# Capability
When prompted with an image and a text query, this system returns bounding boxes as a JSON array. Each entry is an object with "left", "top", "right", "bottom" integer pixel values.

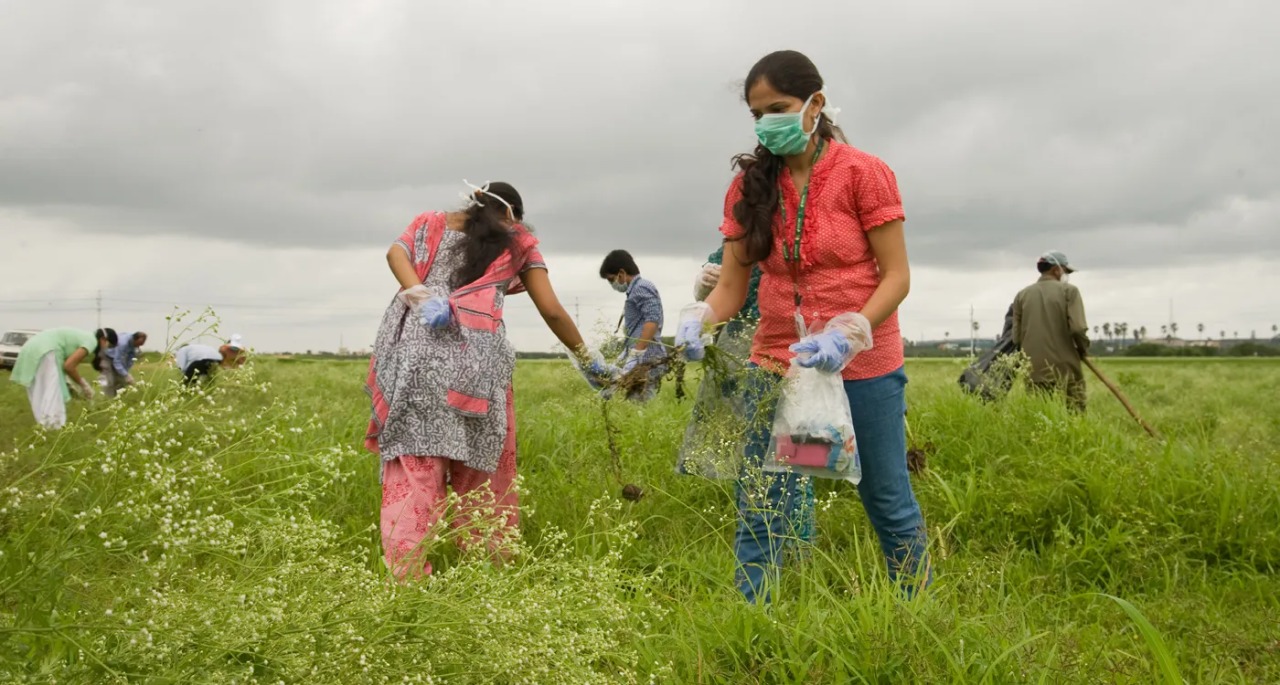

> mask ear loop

[{"left": 803, "top": 91, "right": 842, "bottom": 136}]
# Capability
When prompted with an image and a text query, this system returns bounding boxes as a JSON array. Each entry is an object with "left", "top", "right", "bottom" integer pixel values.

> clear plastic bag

[
  {"left": 674, "top": 321, "right": 756, "bottom": 480},
  {"left": 763, "top": 359, "right": 860, "bottom": 483}
]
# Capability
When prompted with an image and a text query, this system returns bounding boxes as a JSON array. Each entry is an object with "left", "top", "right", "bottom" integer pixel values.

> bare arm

[
  {"left": 632, "top": 322, "right": 659, "bottom": 352},
  {"left": 519, "top": 268, "right": 586, "bottom": 351},
  {"left": 63, "top": 348, "right": 89, "bottom": 386},
  {"left": 387, "top": 245, "right": 422, "bottom": 290},
  {"left": 859, "top": 220, "right": 910, "bottom": 328},
  {"left": 704, "top": 240, "right": 753, "bottom": 323}
]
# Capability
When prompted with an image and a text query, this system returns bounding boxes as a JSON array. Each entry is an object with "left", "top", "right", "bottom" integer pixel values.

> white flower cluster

[{"left": 0, "top": 342, "right": 672, "bottom": 683}]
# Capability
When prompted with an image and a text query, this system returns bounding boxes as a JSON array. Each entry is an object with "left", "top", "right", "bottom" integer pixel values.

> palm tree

[
  {"left": 1170, "top": 322, "right": 1179, "bottom": 340},
  {"left": 1140, "top": 326, "right": 1148, "bottom": 341},
  {"left": 1197, "top": 323, "right": 1205, "bottom": 342},
  {"left": 1094, "top": 325, "right": 1100, "bottom": 338},
  {"left": 1220, "top": 330, "right": 1226, "bottom": 340},
  {"left": 1102, "top": 323, "right": 1111, "bottom": 341},
  {"left": 1161, "top": 324, "right": 1168, "bottom": 341}
]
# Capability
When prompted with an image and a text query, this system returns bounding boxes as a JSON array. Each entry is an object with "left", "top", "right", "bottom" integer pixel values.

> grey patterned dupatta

[{"left": 363, "top": 211, "right": 543, "bottom": 472}]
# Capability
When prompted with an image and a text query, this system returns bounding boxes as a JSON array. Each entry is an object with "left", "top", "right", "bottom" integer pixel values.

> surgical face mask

[
  {"left": 754, "top": 92, "right": 820, "bottom": 157},
  {"left": 610, "top": 279, "right": 628, "bottom": 293}
]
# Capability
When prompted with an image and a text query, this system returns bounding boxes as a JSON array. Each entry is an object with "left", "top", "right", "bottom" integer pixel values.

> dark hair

[
  {"left": 599, "top": 250, "right": 640, "bottom": 278},
  {"left": 451, "top": 181, "right": 525, "bottom": 289},
  {"left": 92, "top": 328, "right": 118, "bottom": 371},
  {"left": 1037, "top": 261, "right": 1054, "bottom": 274},
  {"left": 731, "top": 50, "right": 846, "bottom": 264}
]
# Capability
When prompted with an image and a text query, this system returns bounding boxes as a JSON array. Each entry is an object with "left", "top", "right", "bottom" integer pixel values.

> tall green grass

[{"left": 1, "top": 357, "right": 1277, "bottom": 682}]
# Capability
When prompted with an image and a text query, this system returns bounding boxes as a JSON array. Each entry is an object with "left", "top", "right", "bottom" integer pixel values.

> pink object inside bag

[{"left": 774, "top": 435, "right": 837, "bottom": 469}]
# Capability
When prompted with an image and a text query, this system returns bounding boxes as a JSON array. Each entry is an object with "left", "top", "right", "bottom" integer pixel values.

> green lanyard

[
  {"left": 777, "top": 137, "right": 826, "bottom": 337},
  {"left": 778, "top": 136, "right": 826, "bottom": 266}
]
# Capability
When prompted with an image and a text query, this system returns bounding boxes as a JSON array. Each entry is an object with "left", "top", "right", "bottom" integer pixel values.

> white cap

[{"left": 228, "top": 334, "right": 245, "bottom": 350}]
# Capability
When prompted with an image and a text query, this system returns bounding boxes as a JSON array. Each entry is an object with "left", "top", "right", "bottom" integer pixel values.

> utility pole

[
  {"left": 969, "top": 305, "right": 976, "bottom": 357},
  {"left": 96, "top": 290, "right": 102, "bottom": 329}
]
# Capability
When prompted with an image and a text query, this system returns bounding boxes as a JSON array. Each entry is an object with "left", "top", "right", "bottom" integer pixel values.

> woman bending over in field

[
  {"left": 10, "top": 328, "right": 117, "bottom": 430},
  {"left": 365, "top": 181, "right": 615, "bottom": 580},
  {"left": 675, "top": 51, "right": 930, "bottom": 603}
]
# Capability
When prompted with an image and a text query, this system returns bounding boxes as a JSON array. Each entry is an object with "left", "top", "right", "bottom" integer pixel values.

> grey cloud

[{"left": 1, "top": 0, "right": 1278, "bottom": 272}]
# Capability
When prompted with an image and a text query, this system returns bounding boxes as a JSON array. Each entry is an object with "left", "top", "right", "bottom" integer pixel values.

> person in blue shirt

[
  {"left": 103, "top": 331, "right": 147, "bottom": 397},
  {"left": 600, "top": 249, "right": 666, "bottom": 402}
]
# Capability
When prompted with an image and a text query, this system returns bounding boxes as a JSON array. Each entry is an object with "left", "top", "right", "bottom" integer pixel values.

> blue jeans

[{"left": 734, "top": 366, "right": 930, "bottom": 604}]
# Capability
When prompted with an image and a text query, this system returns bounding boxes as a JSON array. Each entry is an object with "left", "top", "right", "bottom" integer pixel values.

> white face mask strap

[
  {"left": 461, "top": 179, "right": 515, "bottom": 221},
  {"left": 802, "top": 90, "right": 840, "bottom": 136},
  {"left": 1043, "top": 252, "right": 1069, "bottom": 279}
]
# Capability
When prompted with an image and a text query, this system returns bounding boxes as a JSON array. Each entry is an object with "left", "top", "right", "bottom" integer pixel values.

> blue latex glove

[
  {"left": 581, "top": 359, "right": 618, "bottom": 391},
  {"left": 419, "top": 297, "right": 452, "bottom": 329},
  {"left": 674, "top": 319, "right": 706, "bottom": 361},
  {"left": 790, "top": 330, "right": 852, "bottom": 374},
  {"left": 570, "top": 345, "right": 616, "bottom": 391},
  {"left": 674, "top": 302, "right": 713, "bottom": 361}
]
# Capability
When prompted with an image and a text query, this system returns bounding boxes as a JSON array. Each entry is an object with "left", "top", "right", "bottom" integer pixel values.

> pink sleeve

[
  {"left": 718, "top": 176, "right": 747, "bottom": 240},
  {"left": 851, "top": 156, "right": 905, "bottom": 231},
  {"left": 515, "top": 228, "right": 545, "bottom": 272},
  {"left": 392, "top": 213, "right": 431, "bottom": 260},
  {"left": 506, "top": 228, "right": 544, "bottom": 295}
]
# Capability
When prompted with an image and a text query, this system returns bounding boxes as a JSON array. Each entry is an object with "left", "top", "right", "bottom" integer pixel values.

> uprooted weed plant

[{"left": 1, "top": 344, "right": 1278, "bottom": 682}]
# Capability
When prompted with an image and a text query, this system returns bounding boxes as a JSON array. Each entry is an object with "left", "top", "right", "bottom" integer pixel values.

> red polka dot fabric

[{"left": 720, "top": 142, "right": 906, "bottom": 381}]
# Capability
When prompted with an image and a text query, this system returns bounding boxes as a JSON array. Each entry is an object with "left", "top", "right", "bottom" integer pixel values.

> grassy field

[{"left": 1, "top": 356, "right": 1278, "bottom": 683}]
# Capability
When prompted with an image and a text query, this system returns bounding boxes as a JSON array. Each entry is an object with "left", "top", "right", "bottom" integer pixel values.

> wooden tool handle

[{"left": 1083, "top": 357, "right": 1163, "bottom": 441}]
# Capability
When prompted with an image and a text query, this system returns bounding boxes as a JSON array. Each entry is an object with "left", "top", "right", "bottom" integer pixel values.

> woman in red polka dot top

[{"left": 675, "top": 50, "right": 931, "bottom": 604}]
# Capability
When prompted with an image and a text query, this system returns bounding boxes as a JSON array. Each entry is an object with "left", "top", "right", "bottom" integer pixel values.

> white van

[{"left": 0, "top": 329, "right": 41, "bottom": 369}]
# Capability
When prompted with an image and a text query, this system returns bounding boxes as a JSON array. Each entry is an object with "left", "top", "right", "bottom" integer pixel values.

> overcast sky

[{"left": 2, "top": 0, "right": 1278, "bottom": 353}]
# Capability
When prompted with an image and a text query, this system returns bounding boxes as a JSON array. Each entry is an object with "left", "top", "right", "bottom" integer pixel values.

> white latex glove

[
  {"left": 620, "top": 347, "right": 645, "bottom": 374},
  {"left": 77, "top": 378, "right": 95, "bottom": 400},
  {"left": 396, "top": 284, "right": 434, "bottom": 311},
  {"left": 824, "top": 312, "right": 874, "bottom": 355},
  {"left": 693, "top": 263, "right": 721, "bottom": 301}
]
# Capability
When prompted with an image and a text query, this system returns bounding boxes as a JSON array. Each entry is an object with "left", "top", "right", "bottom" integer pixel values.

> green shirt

[
  {"left": 1012, "top": 276, "right": 1090, "bottom": 383},
  {"left": 9, "top": 328, "right": 97, "bottom": 401}
]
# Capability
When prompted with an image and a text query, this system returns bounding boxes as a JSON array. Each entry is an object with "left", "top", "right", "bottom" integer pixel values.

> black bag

[{"left": 958, "top": 304, "right": 1020, "bottom": 402}]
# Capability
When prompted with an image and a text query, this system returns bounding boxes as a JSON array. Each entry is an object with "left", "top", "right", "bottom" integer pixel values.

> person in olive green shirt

[{"left": 1012, "top": 251, "right": 1090, "bottom": 411}]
